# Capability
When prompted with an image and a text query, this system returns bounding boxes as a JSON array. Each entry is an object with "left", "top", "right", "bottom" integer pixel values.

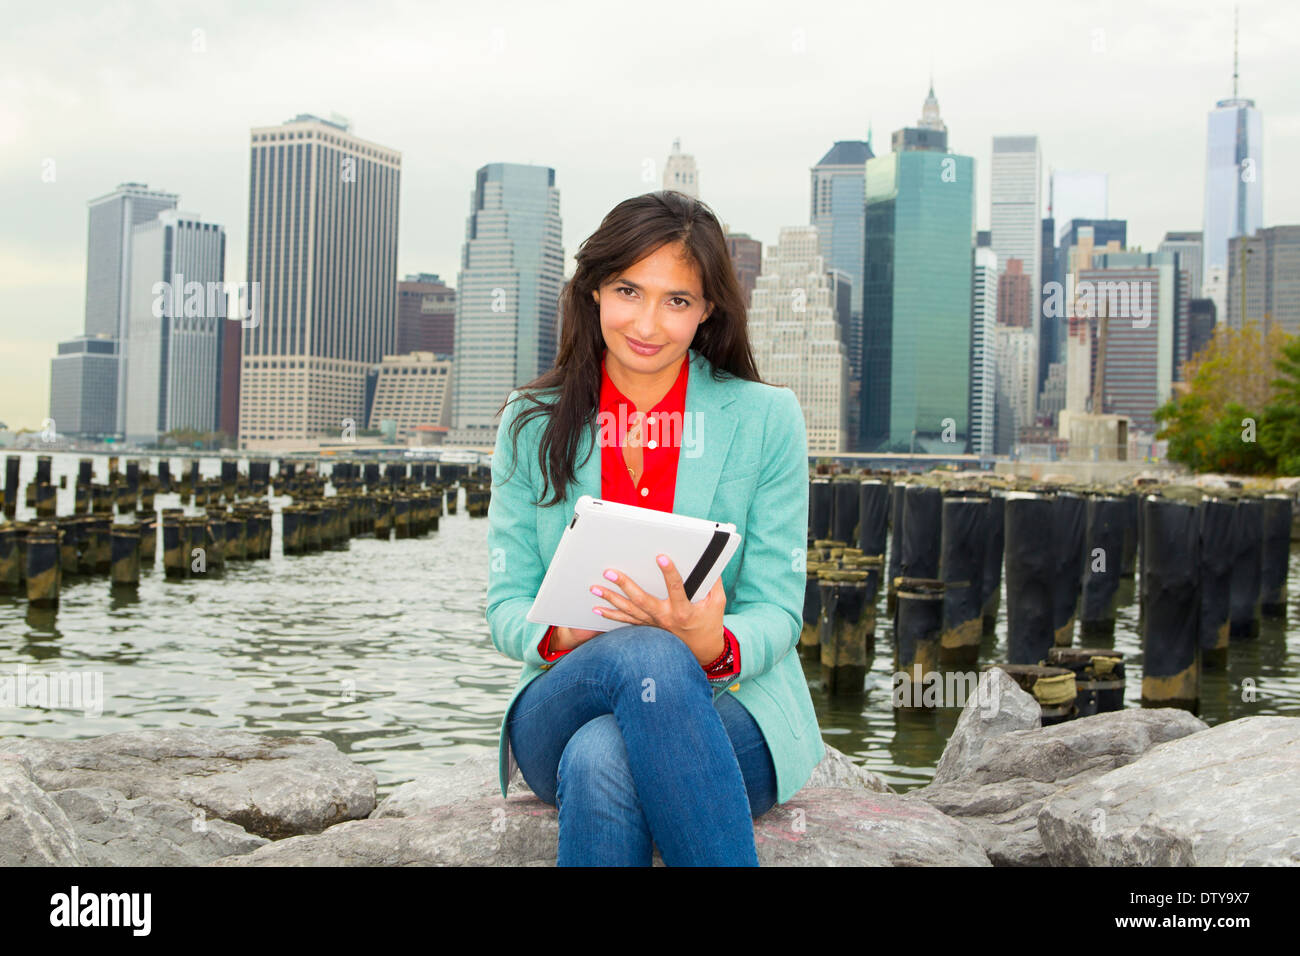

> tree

[
  {"left": 1155, "top": 323, "right": 1293, "bottom": 474},
  {"left": 1260, "top": 335, "right": 1300, "bottom": 475}
]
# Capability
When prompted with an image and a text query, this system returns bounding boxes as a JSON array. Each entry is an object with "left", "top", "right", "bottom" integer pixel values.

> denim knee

[
  {"left": 556, "top": 714, "right": 635, "bottom": 807},
  {"left": 596, "top": 625, "right": 709, "bottom": 686}
]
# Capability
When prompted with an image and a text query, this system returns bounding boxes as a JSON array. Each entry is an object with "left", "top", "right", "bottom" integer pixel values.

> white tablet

[{"left": 526, "top": 495, "right": 742, "bottom": 632}]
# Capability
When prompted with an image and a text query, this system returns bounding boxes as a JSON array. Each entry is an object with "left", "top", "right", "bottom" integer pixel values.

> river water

[{"left": 1, "top": 452, "right": 1296, "bottom": 796}]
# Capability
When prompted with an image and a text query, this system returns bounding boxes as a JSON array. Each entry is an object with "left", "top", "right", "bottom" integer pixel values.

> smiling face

[{"left": 591, "top": 240, "right": 714, "bottom": 402}]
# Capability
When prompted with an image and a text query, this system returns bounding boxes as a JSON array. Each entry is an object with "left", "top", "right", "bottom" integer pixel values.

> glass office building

[{"left": 862, "top": 148, "right": 975, "bottom": 452}]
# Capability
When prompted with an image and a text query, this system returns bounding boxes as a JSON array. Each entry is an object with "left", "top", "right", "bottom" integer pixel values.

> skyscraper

[
  {"left": 991, "top": 137, "right": 1043, "bottom": 417},
  {"left": 970, "top": 245, "right": 999, "bottom": 458},
  {"left": 1159, "top": 231, "right": 1204, "bottom": 308},
  {"left": 663, "top": 138, "right": 699, "bottom": 199},
  {"left": 1227, "top": 226, "right": 1300, "bottom": 336},
  {"left": 863, "top": 90, "right": 975, "bottom": 452},
  {"left": 238, "top": 114, "right": 401, "bottom": 447},
  {"left": 747, "top": 226, "right": 849, "bottom": 454},
  {"left": 449, "top": 163, "right": 564, "bottom": 445},
  {"left": 54, "top": 182, "right": 179, "bottom": 437},
  {"left": 1078, "top": 250, "right": 1182, "bottom": 434},
  {"left": 397, "top": 274, "right": 456, "bottom": 355},
  {"left": 811, "top": 138, "right": 873, "bottom": 450},
  {"left": 124, "top": 210, "right": 227, "bottom": 445},
  {"left": 1201, "top": 13, "right": 1263, "bottom": 318}
]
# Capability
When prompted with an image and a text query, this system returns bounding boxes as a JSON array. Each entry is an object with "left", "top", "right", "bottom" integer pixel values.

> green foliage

[
  {"left": 1155, "top": 325, "right": 1298, "bottom": 475},
  {"left": 1260, "top": 336, "right": 1300, "bottom": 476}
]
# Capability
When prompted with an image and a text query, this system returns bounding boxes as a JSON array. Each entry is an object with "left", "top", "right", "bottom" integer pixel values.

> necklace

[{"left": 626, "top": 416, "right": 643, "bottom": 483}]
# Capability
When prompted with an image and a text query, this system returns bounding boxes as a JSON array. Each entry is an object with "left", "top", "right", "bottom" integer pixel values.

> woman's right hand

[{"left": 551, "top": 625, "right": 603, "bottom": 653}]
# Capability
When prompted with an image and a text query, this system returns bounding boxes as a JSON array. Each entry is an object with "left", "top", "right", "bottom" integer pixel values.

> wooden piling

[
  {"left": 1140, "top": 495, "right": 1200, "bottom": 713},
  {"left": 25, "top": 523, "right": 61, "bottom": 607}
]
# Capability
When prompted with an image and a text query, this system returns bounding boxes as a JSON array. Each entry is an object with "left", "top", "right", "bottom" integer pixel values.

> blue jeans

[{"left": 507, "top": 624, "right": 778, "bottom": 866}]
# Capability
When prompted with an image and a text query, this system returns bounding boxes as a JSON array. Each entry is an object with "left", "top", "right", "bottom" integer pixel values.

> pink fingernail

[
  {"left": 593, "top": 608, "right": 604, "bottom": 616},
  {"left": 657, "top": 554, "right": 669, "bottom": 567},
  {"left": 604, "top": 570, "right": 618, "bottom": 581},
  {"left": 590, "top": 586, "right": 602, "bottom": 596}
]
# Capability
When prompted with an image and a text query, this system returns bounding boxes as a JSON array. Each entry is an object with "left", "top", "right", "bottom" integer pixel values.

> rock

[
  {"left": 223, "top": 745, "right": 956, "bottom": 866},
  {"left": 217, "top": 787, "right": 985, "bottom": 867},
  {"left": 1038, "top": 715, "right": 1300, "bottom": 865},
  {"left": 49, "top": 787, "right": 270, "bottom": 866},
  {"left": 931, "top": 667, "right": 1040, "bottom": 786},
  {"left": 370, "top": 743, "right": 893, "bottom": 820},
  {"left": 905, "top": 708, "right": 1208, "bottom": 865},
  {"left": 371, "top": 751, "right": 504, "bottom": 819},
  {"left": 803, "top": 744, "right": 895, "bottom": 794},
  {"left": 0, "top": 753, "right": 87, "bottom": 866},
  {"left": 0, "top": 729, "right": 375, "bottom": 840}
]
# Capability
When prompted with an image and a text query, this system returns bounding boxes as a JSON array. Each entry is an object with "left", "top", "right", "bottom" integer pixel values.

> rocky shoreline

[{"left": 2, "top": 669, "right": 1296, "bottom": 866}]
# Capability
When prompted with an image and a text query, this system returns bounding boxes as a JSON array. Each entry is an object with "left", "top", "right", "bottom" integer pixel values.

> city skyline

[{"left": 3, "top": 0, "right": 1298, "bottom": 430}]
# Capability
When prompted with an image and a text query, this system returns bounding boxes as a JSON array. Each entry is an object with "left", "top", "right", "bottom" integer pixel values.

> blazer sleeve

[
  {"left": 486, "top": 389, "right": 555, "bottom": 670},
  {"left": 722, "top": 386, "right": 808, "bottom": 685}
]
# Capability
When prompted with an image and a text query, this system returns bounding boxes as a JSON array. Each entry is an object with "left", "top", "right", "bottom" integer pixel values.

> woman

[{"left": 486, "top": 190, "right": 823, "bottom": 866}]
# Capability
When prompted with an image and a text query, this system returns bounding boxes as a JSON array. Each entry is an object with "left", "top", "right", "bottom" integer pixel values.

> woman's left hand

[{"left": 591, "top": 555, "right": 727, "bottom": 666}]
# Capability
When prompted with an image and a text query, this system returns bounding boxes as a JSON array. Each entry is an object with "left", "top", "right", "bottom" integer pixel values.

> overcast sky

[{"left": 2, "top": 0, "right": 1296, "bottom": 429}]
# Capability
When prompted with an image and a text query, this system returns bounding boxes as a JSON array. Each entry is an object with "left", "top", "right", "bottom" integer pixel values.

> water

[{"left": 1, "top": 452, "right": 1297, "bottom": 797}]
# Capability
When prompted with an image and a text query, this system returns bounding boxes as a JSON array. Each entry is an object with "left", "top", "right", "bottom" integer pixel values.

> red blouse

[{"left": 536, "top": 348, "right": 740, "bottom": 680}]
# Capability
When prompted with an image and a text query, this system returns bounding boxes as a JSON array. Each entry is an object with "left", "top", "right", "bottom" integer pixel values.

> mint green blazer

[{"left": 486, "top": 347, "right": 825, "bottom": 805}]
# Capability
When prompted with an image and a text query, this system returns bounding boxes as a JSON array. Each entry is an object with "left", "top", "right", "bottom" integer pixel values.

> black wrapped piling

[
  {"left": 0, "top": 524, "right": 18, "bottom": 592},
  {"left": 35, "top": 455, "right": 52, "bottom": 486},
  {"left": 1197, "top": 497, "right": 1235, "bottom": 668},
  {"left": 980, "top": 490, "right": 1005, "bottom": 635},
  {"left": 205, "top": 510, "right": 226, "bottom": 569},
  {"left": 110, "top": 524, "right": 141, "bottom": 589},
  {"left": 808, "top": 477, "right": 832, "bottom": 542},
  {"left": 35, "top": 482, "right": 56, "bottom": 518},
  {"left": 158, "top": 459, "right": 171, "bottom": 492},
  {"left": 1120, "top": 492, "right": 1139, "bottom": 577},
  {"left": 87, "top": 516, "right": 111, "bottom": 573},
  {"left": 25, "top": 524, "right": 61, "bottom": 607},
  {"left": 799, "top": 560, "right": 829, "bottom": 660},
  {"left": 1047, "top": 647, "right": 1126, "bottom": 717},
  {"left": 281, "top": 505, "right": 302, "bottom": 555},
  {"left": 183, "top": 516, "right": 207, "bottom": 574},
  {"left": 137, "top": 511, "right": 157, "bottom": 563},
  {"left": 894, "top": 577, "right": 944, "bottom": 701},
  {"left": 857, "top": 479, "right": 890, "bottom": 558},
  {"left": 900, "top": 484, "right": 942, "bottom": 581},
  {"left": 939, "top": 495, "right": 987, "bottom": 665},
  {"left": 58, "top": 517, "right": 79, "bottom": 575},
  {"left": 78, "top": 458, "right": 94, "bottom": 487},
  {"left": 1080, "top": 495, "right": 1127, "bottom": 639},
  {"left": 393, "top": 495, "right": 412, "bottom": 539},
  {"left": 225, "top": 512, "right": 247, "bottom": 561},
  {"left": 1227, "top": 496, "right": 1264, "bottom": 639},
  {"left": 1140, "top": 496, "right": 1200, "bottom": 712},
  {"left": 221, "top": 460, "right": 237, "bottom": 500},
  {"left": 1260, "top": 494, "right": 1292, "bottom": 617},
  {"left": 4, "top": 456, "right": 19, "bottom": 519},
  {"left": 1051, "top": 491, "right": 1087, "bottom": 647},
  {"left": 304, "top": 505, "right": 322, "bottom": 552},
  {"left": 818, "top": 567, "right": 878, "bottom": 694},
  {"left": 162, "top": 510, "right": 184, "bottom": 577},
  {"left": 830, "top": 475, "right": 860, "bottom": 546},
  {"left": 1004, "top": 492, "right": 1055, "bottom": 665}
]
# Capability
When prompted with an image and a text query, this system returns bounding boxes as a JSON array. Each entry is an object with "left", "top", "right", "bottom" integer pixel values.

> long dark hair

[{"left": 497, "top": 189, "right": 770, "bottom": 508}]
